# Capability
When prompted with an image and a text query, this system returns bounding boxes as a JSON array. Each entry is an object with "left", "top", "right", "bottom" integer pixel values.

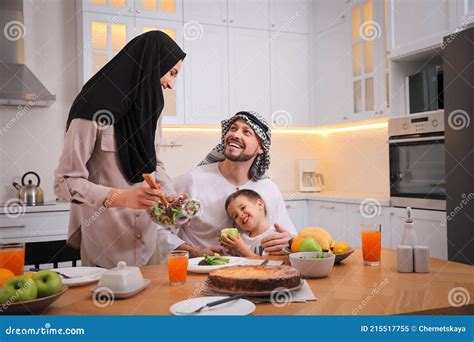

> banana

[{"left": 298, "top": 227, "right": 334, "bottom": 251}]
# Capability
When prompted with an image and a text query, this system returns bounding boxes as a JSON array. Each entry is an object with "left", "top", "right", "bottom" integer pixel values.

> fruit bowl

[
  {"left": 0, "top": 285, "right": 68, "bottom": 315},
  {"left": 289, "top": 252, "right": 335, "bottom": 278},
  {"left": 334, "top": 248, "right": 354, "bottom": 263}
]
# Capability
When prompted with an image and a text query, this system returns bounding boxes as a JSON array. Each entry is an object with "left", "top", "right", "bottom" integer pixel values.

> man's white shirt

[{"left": 157, "top": 163, "right": 296, "bottom": 261}]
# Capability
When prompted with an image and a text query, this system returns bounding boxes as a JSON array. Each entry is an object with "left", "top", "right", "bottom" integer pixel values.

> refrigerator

[{"left": 443, "top": 25, "right": 474, "bottom": 265}]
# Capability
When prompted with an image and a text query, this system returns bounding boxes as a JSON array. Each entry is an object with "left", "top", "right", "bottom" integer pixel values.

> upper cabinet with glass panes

[
  {"left": 80, "top": 1, "right": 185, "bottom": 124},
  {"left": 81, "top": 12, "right": 134, "bottom": 84},
  {"left": 350, "top": 0, "right": 389, "bottom": 120},
  {"left": 82, "top": 0, "right": 183, "bottom": 21}
]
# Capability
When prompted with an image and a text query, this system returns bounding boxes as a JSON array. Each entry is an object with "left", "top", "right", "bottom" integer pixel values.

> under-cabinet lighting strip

[{"left": 163, "top": 121, "right": 388, "bottom": 135}]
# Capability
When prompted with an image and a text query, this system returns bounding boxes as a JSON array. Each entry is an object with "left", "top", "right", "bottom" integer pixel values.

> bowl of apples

[{"left": 0, "top": 269, "right": 67, "bottom": 315}]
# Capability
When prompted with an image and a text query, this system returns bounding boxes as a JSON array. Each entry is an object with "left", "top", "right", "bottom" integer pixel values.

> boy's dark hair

[{"left": 225, "top": 189, "right": 266, "bottom": 215}]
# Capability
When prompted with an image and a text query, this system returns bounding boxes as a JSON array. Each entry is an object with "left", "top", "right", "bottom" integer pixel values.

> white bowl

[
  {"left": 97, "top": 261, "right": 145, "bottom": 293},
  {"left": 289, "top": 252, "right": 335, "bottom": 278}
]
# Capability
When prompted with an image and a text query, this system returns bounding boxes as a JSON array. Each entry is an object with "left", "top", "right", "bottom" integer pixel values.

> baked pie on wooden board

[{"left": 206, "top": 265, "right": 302, "bottom": 296}]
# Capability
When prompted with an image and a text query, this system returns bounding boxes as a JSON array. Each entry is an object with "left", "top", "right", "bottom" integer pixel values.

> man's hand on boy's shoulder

[{"left": 261, "top": 223, "right": 292, "bottom": 255}]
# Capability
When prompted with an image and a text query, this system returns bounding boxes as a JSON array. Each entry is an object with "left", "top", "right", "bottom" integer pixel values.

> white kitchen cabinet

[
  {"left": 389, "top": 207, "right": 447, "bottom": 260},
  {"left": 80, "top": 13, "right": 185, "bottom": 124},
  {"left": 456, "top": 0, "right": 474, "bottom": 26},
  {"left": 83, "top": 0, "right": 183, "bottom": 21},
  {"left": 387, "top": 0, "right": 457, "bottom": 59},
  {"left": 229, "top": 28, "right": 270, "bottom": 119},
  {"left": 315, "top": 0, "right": 351, "bottom": 33},
  {"left": 306, "top": 201, "right": 348, "bottom": 242},
  {"left": 284, "top": 200, "right": 307, "bottom": 232},
  {"left": 314, "top": 20, "right": 352, "bottom": 126},
  {"left": 346, "top": 204, "right": 390, "bottom": 249},
  {"left": 228, "top": 0, "right": 269, "bottom": 30},
  {"left": 0, "top": 212, "right": 69, "bottom": 243},
  {"left": 270, "top": 0, "right": 309, "bottom": 34},
  {"left": 314, "top": 0, "right": 389, "bottom": 126},
  {"left": 82, "top": 0, "right": 135, "bottom": 16},
  {"left": 183, "top": 0, "right": 227, "bottom": 26},
  {"left": 134, "top": 0, "right": 183, "bottom": 21},
  {"left": 184, "top": 25, "right": 229, "bottom": 125},
  {"left": 270, "top": 32, "right": 311, "bottom": 127},
  {"left": 349, "top": 0, "right": 389, "bottom": 121}
]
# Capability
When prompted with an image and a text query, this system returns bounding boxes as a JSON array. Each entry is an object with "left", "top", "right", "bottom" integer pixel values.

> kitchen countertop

[
  {"left": 46, "top": 249, "right": 473, "bottom": 315},
  {"left": 0, "top": 200, "right": 70, "bottom": 215},
  {"left": 283, "top": 191, "right": 390, "bottom": 206}
]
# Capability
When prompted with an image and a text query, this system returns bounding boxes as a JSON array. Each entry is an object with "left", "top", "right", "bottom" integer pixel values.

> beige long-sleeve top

[{"left": 53, "top": 117, "right": 183, "bottom": 268}]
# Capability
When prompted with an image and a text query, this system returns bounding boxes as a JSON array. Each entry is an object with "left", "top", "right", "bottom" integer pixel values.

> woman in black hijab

[{"left": 54, "top": 31, "right": 186, "bottom": 268}]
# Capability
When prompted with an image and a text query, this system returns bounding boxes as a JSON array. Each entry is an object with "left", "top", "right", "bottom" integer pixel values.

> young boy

[{"left": 221, "top": 189, "right": 277, "bottom": 257}]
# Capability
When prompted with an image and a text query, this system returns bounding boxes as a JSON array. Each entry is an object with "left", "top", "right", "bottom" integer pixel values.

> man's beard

[{"left": 224, "top": 148, "right": 258, "bottom": 162}]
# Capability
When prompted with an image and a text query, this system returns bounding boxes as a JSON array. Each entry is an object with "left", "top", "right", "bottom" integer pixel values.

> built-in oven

[{"left": 388, "top": 110, "right": 446, "bottom": 211}]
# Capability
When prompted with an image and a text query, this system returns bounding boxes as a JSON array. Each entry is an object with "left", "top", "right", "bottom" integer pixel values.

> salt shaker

[
  {"left": 397, "top": 245, "right": 414, "bottom": 273},
  {"left": 414, "top": 245, "right": 430, "bottom": 273}
]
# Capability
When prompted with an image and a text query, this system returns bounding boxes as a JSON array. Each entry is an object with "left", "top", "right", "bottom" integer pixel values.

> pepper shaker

[
  {"left": 397, "top": 245, "right": 414, "bottom": 273},
  {"left": 414, "top": 245, "right": 430, "bottom": 273}
]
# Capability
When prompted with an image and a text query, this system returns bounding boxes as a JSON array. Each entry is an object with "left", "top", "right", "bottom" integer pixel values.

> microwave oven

[{"left": 406, "top": 65, "right": 444, "bottom": 114}]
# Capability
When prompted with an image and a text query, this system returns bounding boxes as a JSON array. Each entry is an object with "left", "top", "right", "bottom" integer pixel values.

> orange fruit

[
  {"left": 291, "top": 236, "right": 306, "bottom": 253},
  {"left": 333, "top": 242, "right": 350, "bottom": 254},
  {"left": 0, "top": 268, "right": 15, "bottom": 286},
  {"left": 23, "top": 273, "right": 34, "bottom": 278}
]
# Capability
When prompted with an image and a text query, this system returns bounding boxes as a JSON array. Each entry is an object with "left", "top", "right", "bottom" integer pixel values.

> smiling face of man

[{"left": 223, "top": 119, "right": 263, "bottom": 162}]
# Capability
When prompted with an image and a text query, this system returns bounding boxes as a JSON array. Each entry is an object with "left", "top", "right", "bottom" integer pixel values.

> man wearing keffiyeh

[{"left": 157, "top": 111, "right": 296, "bottom": 261}]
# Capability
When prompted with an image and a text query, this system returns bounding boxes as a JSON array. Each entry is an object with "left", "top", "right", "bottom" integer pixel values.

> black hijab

[{"left": 67, "top": 31, "right": 186, "bottom": 183}]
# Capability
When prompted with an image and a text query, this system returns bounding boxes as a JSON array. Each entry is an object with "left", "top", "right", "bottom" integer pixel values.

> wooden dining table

[{"left": 46, "top": 249, "right": 474, "bottom": 315}]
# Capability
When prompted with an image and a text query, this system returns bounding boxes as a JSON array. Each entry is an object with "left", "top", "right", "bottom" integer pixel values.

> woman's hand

[
  {"left": 104, "top": 186, "right": 164, "bottom": 209},
  {"left": 261, "top": 223, "right": 292, "bottom": 255},
  {"left": 220, "top": 235, "right": 254, "bottom": 257}
]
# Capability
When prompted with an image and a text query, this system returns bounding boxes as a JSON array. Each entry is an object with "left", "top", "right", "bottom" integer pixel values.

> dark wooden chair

[{"left": 25, "top": 240, "right": 81, "bottom": 269}]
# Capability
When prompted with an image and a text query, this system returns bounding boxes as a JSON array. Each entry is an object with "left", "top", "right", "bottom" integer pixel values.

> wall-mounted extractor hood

[{"left": 0, "top": 0, "right": 55, "bottom": 107}]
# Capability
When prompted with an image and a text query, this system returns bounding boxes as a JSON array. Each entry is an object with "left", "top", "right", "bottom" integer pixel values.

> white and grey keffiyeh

[{"left": 198, "top": 111, "right": 272, "bottom": 181}]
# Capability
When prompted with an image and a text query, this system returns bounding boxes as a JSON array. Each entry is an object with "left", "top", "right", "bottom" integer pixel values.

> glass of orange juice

[
  {"left": 0, "top": 243, "right": 25, "bottom": 275},
  {"left": 361, "top": 224, "right": 381, "bottom": 267},
  {"left": 167, "top": 250, "right": 189, "bottom": 286}
]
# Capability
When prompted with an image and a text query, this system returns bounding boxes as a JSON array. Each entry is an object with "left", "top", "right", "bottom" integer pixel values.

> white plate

[
  {"left": 187, "top": 256, "right": 247, "bottom": 273},
  {"left": 170, "top": 296, "right": 255, "bottom": 316},
  {"left": 91, "top": 279, "right": 150, "bottom": 299},
  {"left": 50, "top": 267, "right": 106, "bottom": 287}
]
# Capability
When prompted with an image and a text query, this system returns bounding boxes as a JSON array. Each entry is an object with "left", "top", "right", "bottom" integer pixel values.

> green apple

[
  {"left": 32, "top": 270, "right": 63, "bottom": 298},
  {"left": 3, "top": 276, "right": 38, "bottom": 302},
  {"left": 298, "top": 237, "right": 323, "bottom": 252},
  {"left": 220, "top": 228, "right": 240, "bottom": 240},
  {"left": 0, "top": 286, "right": 16, "bottom": 305}
]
